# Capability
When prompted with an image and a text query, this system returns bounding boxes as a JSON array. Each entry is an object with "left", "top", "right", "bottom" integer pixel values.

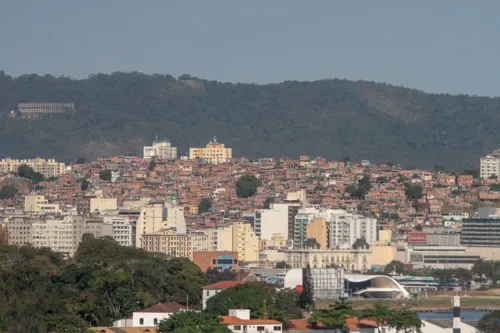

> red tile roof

[
  {"left": 220, "top": 316, "right": 282, "bottom": 325},
  {"left": 288, "top": 318, "right": 378, "bottom": 331},
  {"left": 137, "top": 302, "right": 186, "bottom": 313},
  {"left": 202, "top": 280, "right": 246, "bottom": 289}
]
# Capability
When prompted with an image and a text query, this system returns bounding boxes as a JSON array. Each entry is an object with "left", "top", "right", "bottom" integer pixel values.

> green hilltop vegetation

[
  {"left": 0, "top": 235, "right": 204, "bottom": 332},
  {"left": 0, "top": 70, "right": 499, "bottom": 169}
]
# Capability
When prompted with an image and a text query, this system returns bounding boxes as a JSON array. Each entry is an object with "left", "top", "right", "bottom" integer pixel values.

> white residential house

[
  {"left": 113, "top": 302, "right": 186, "bottom": 328},
  {"left": 220, "top": 309, "right": 283, "bottom": 333}
]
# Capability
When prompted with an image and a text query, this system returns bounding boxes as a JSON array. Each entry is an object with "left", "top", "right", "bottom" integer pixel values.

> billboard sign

[{"left": 408, "top": 231, "right": 427, "bottom": 244}]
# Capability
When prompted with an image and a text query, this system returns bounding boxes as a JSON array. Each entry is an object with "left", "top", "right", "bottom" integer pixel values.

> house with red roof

[
  {"left": 113, "top": 302, "right": 187, "bottom": 328},
  {"left": 202, "top": 280, "right": 247, "bottom": 309},
  {"left": 287, "top": 318, "right": 379, "bottom": 333},
  {"left": 220, "top": 309, "right": 283, "bottom": 333}
]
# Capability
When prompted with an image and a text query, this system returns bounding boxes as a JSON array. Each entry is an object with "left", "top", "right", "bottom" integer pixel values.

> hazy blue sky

[{"left": 1, "top": 1, "right": 499, "bottom": 96}]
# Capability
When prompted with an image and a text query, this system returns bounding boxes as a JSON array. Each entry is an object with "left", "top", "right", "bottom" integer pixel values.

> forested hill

[{"left": 0, "top": 70, "right": 498, "bottom": 169}]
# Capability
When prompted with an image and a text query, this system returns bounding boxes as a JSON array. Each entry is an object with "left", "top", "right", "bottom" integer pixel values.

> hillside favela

[
  {"left": 2, "top": 133, "right": 500, "bottom": 333},
  {"left": 3, "top": 2, "right": 500, "bottom": 333}
]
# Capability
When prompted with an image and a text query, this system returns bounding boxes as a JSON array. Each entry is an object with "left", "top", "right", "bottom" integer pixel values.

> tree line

[{"left": 0, "top": 235, "right": 204, "bottom": 332}]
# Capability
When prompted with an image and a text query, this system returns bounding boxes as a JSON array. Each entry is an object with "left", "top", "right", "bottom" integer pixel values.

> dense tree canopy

[
  {"left": 478, "top": 311, "right": 500, "bottom": 333},
  {"left": 98, "top": 169, "right": 112, "bottom": 181},
  {"left": 198, "top": 198, "right": 212, "bottom": 214},
  {"left": 0, "top": 185, "right": 18, "bottom": 199},
  {"left": 158, "top": 311, "right": 231, "bottom": 333},
  {"left": 0, "top": 236, "right": 204, "bottom": 332},
  {"left": 203, "top": 268, "right": 236, "bottom": 285},
  {"left": 0, "top": 72, "right": 497, "bottom": 169},
  {"left": 236, "top": 175, "right": 261, "bottom": 198},
  {"left": 17, "top": 165, "right": 44, "bottom": 183}
]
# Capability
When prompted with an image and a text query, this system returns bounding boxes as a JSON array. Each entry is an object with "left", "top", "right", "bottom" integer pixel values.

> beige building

[
  {"left": 306, "top": 217, "right": 328, "bottom": 249},
  {"left": 260, "top": 233, "right": 287, "bottom": 249},
  {"left": 371, "top": 245, "right": 397, "bottom": 266},
  {"left": 0, "top": 157, "right": 65, "bottom": 178},
  {"left": 282, "top": 247, "right": 371, "bottom": 272},
  {"left": 24, "top": 195, "right": 60, "bottom": 215},
  {"left": 31, "top": 216, "right": 86, "bottom": 257},
  {"left": 189, "top": 138, "right": 232, "bottom": 164},
  {"left": 141, "top": 230, "right": 192, "bottom": 259},
  {"left": 29, "top": 216, "right": 114, "bottom": 257},
  {"left": 143, "top": 139, "right": 177, "bottom": 160},
  {"left": 232, "top": 222, "right": 259, "bottom": 263},
  {"left": 90, "top": 198, "right": 118, "bottom": 213},
  {"left": 208, "top": 222, "right": 260, "bottom": 263},
  {"left": 7, "top": 215, "right": 36, "bottom": 246},
  {"left": 136, "top": 201, "right": 165, "bottom": 248},
  {"left": 85, "top": 217, "right": 114, "bottom": 239}
]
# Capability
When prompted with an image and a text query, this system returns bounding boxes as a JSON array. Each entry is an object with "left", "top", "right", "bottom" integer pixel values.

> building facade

[
  {"left": 282, "top": 248, "right": 371, "bottom": 272},
  {"left": 192, "top": 251, "right": 239, "bottom": 272},
  {"left": 480, "top": 150, "right": 500, "bottom": 179},
  {"left": 18, "top": 102, "right": 74, "bottom": 117},
  {"left": 189, "top": 138, "right": 232, "bottom": 164},
  {"left": 461, "top": 207, "right": 500, "bottom": 248},
  {"left": 136, "top": 201, "right": 166, "bottom": 248},
  {"left": 143, "top": 139, "right": 177, "bottom": 160},
  {"left": 0, "top": 157, "right": 65, "bottom": 178}
]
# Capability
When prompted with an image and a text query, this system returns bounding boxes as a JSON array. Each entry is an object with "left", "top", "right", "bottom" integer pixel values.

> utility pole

[{"left": 186, "top": 293, "right": 189, "bottom": 311}]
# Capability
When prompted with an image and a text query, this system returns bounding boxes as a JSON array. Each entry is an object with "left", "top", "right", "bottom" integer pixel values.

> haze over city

[
  {"left": 1, "top": 0, "right": 500, "bottom": 96},
  {"left": 3, "top": 2, "right": 500, "bottom": 333}
]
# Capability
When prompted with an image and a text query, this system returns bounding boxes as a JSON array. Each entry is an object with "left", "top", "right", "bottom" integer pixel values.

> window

[
  {"left": 257, "top": 326, "right": 265, "bottom": 331},
  {"left": 274, "top": 326, "right": 282, "bottom": 331},
  {"left": 139, "top": 318, "right": 144, "bottom": 325},
  {"left": 154, "top": 318, "right": 158, "bottom": 325},
  {"left": 233, "top": 325, "right": 242, "bottom": 330},
  {"left": 207, "top": 290, "right": 210, "bottom": 296}
]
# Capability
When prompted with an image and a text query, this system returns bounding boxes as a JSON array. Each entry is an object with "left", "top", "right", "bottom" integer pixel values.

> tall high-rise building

[
  {"left": 189, "top": 137, "right": 232, "bottom": 164},
  {"left": 143, "top": 139, "right": 177, "bottom": 160}
]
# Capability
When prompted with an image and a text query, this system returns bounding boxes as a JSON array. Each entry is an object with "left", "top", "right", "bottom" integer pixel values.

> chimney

[{"left": 453, "top": 294, "right": 461, "bottom": 333}]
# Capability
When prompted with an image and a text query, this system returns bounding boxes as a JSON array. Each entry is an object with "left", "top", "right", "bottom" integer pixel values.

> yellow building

[
  {"left": 232, "top": 221, "right": 259, "bottom": 263},
  {"left": 371, "top": 245, "right": 397, "bottom": 266},
  {"left": 260, "top": 233, "right": 287, "bottom": 249},
  {"left": 378, "top": 230, "right": 393, "bottom": 244},
  {"left": 24, "top": 195, "right": 60, "bottom": 215},
  {"left": 211, "top": 222, "right": 259, "bottom": 263},
  {"left": 306, "top": 217, "right": 328, "bottom": 249},
  {"left": 189, "top": 138, "right": 232, "bottom": 164},
  {"left": 0, "top": 157, "right": 65, "bottom": 178}
]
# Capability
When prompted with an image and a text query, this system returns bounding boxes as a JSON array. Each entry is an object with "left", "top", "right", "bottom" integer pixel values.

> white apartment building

[
  {"left": 31, "top": 216, "right": 86, "bottom": 257},
  {"left": 480, "top": 151, "right": 500, "bottom": 179},
  {"left": 259, "top": 202, "right": 300, "bottom": 241},
  {"left": 306, "top": 209, "right": 377, "bottom": 249},
  {"left": 103, "top": 215, "right": 136, "bottom": 247},
  {"left": 143, "top": 139, "right": 177, "bottom": 160}
]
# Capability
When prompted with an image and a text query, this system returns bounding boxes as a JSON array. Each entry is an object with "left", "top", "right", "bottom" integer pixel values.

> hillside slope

[{"left": 0, "top": 71, "right": 498, "bottom": 169}]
